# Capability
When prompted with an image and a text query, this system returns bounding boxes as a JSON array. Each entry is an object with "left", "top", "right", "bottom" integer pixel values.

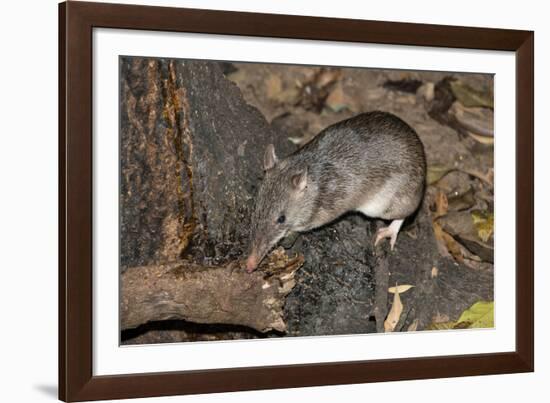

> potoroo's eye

[{"left": 277, "top": 214, "right": 286, "bottom": 224}]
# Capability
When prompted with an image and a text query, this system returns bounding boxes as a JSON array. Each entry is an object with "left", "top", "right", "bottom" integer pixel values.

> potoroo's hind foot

[{"left": 374, "top": 219, "right": 404, "bottom": 250}]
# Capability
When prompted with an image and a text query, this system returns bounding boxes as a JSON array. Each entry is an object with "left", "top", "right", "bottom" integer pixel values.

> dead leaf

[
  {"left": 225, "top": 69, "right": 247, "bottom": 85},
  {"left": 419, "top": 82, "right": 435, "bottom": 102},
  {"left": 450, "top": 102, "right": 494, "bottom": 137},
  {"left": 434, "top": 191, "right": 449, "bottom": 218},
  {"left": 462, "top": 258, "right": 493, "bottom": 271},
  {"left": 265, "top": 74, "right": 282, "bottom": 100},
  {"left": 432, "top": 312, "right": 450, "bottom": 323},
  {"left": 450, "top": 80, "right": 493, "bottom": 109},
  {"left": 426, "top": 321, "right": 456, "bottom": 331},
  {"left": 288, "top": 136, "right": 304, "bottom": 145},
  {"left": 266, "top": 75, "right": 300, "bottom": 105},
  {"left": 431, "top": 266, "right": 439, "bottom": 278},
  {"left": 437, "top": 208, "right": 494, "bottom": 263},
  {"left": 433, "top": 221, "right": 464, "bottom": 263},
  {"left": 384, "top": 286, "right": 404, "bottom": 332},
  {"left": 388, "top": 284, "right": 414, "bottom": 294},
  {"left": 404, "top": 226, "right": 418, "bottom": 240},
  {"left": 467, "top": 131, "right": 495, "bottom": 145},
  {"left": 407, "top": 319, "right": 419, "bottom": 332},
  {"left": 315, "top": 68, "right": 341, "bottom": 88},
  {"left": 427, "top": 301, "right": 494, "bottom": 330},
  {"left": 427, "top": 165, "right": 453, "bottom": 186},
  {"left": 443, "top": 232, "right": 464, "bottom": 263},
  {"left": 325, "top": 84, "right": 349, "bottom": 112},
  {"left": 297, "top": 68, "right": 342, "bottom": 112},
  {"left": 456, "top": 301, "right": 494, "bottom": 328},
  {"left": 471, "top": 210, "right": 494, "bottom": 243},
  {"left": 433, "top": 221, "right": 452, "bottom": 259}
]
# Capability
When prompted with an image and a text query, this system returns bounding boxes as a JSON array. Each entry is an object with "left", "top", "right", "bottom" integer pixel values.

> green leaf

[
  {"left": 456, "top": 301, "right": 494, "bottom": 328},
  {"left": 450, "top": 80, "right": 494, "bottom": 109},
  {"left": 471, "top": 210, "right": 494, "bottom": 243}
]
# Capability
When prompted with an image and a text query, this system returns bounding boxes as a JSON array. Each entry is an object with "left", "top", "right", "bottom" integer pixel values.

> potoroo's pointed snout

[{"left": 246, "top": 254, "right": 258, "bottom": 273}]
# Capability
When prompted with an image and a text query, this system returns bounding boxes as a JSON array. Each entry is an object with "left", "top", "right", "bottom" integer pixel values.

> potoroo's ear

[
  {"left": 263, "top": 144, "right": 278, "bottom": 171},
  {"left": 291, "top": 167, "right": 308, "bottom": 192}
]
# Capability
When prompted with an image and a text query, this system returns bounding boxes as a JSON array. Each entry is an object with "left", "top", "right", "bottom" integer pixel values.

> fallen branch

[{"left": 121, "top": 248, "right": 304, "bottom": 333}]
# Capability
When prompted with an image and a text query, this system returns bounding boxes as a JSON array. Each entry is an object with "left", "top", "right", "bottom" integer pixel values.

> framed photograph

[{"left": 59, "top": 1, "right": 534, "bottom": 401}]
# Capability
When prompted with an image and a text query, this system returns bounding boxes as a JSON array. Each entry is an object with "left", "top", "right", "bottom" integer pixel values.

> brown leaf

[
  {"left": 384, "top": 286, "right": 404, "bottom": 332},
  {"left": 431, "top": 266, "right": 439, "bottom": 278},
  {"left": 265, "top": 74, "right": 300, "bottom": 105},
  {"left": 433, "top": 221, "right": 464, "bottom": 263},
  {"left": 432, "top": 312, "right": 450, "bottom": 323},
  {"left": 467, "top": 131, "right": 495, "bottom": 145},
  {"left": 426, "top": 321, "right": 456, "bottom": 331},
  {"left": 434, "top": 191, "right": 449, "bottom": 218},
  {"left": 325, "top": 84, "right": 349, "bottom": 112},
  {"left": 225, "top": 69, "right": 247, "bottom": 86},
  {"left": 315, "top": 68, "right": 342, "bottom": 88},
  {"left": 426, "top": 312, "right": 456, "bottom": 330},
  {"left": 450, "top": 102, "right": 494, "bottom": 137},
  {"left": 438, "top": 211, "right": 493, "bottom": 263},
  {"left": 297, "top": 68, "right": 342, "bottom": 112},
  {"left": 265, "top": 74, "right": 282, "bottom": 100},
  {"left": 407, "top": 319, "right": 419, "bottom": 332},
  {"left": 419, "top": 82, "right": 435, "bottom": 102},
  {"left": 449, "top": 80, "right": 493, "bottom": 109},
  {"left": 388, "top": 284, "right": 414, "bottom": 294}
]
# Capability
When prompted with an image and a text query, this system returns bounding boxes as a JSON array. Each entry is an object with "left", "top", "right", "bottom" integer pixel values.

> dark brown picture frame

[{"left": 59, "top": 1, "right": 534, "bottom": 401}]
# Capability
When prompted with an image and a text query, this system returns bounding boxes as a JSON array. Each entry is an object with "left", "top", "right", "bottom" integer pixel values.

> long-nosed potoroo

[{"left": 246, "top": 111, "right": 426, "bottom": 273}]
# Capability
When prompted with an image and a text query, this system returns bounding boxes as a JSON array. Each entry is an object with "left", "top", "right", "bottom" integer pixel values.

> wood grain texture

[
  {"left": 515, "top": 32, "right": 534, "bottom": 370},
  {"left": 121, "top": 249, "right": 304, "bottom": 333},
  {"left": 58, "top": 3, "right": 66, "bottom": 400}
]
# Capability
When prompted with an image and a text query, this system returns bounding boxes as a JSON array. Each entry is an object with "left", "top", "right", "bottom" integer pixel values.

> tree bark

[{"left": 120, "top": 57, "right": 293, "bottom": 270}]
